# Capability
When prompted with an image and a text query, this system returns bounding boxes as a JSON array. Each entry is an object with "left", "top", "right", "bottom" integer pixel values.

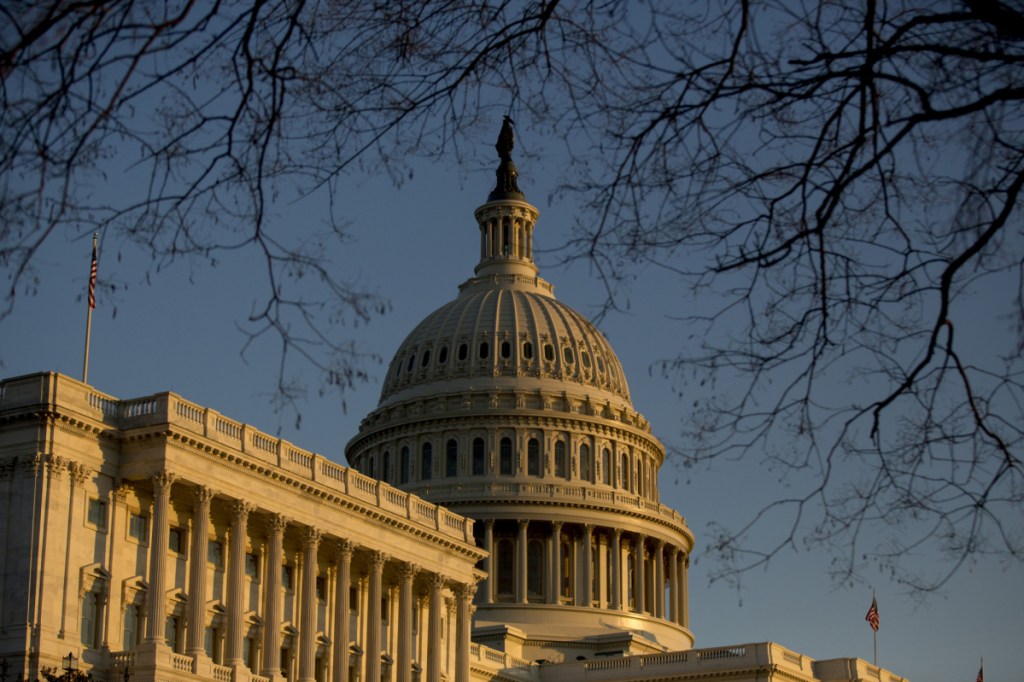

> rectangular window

[
  {"left": 87, "top": 498, "right": 107, "bottom": 530},
  {"left": 282, "top": 565, "right": 294, "bottom": 591},
  {"left": 349, "top": 586, "right": 358, "bottom": 612},
  {"left": 244, "top": 636, "right": 257, "bottom": 671},
  {"left": 315, "top": 576, "right": 326, "bottom": 601},
  {"left": 165, "top": 615, "right": 181, "bottom": 652},
  {"left": 246, "top": 553, "right": 260, "bottom": 579},
  {"left": 208, "top": 540, "right": 224, "bottom": 569},
  {"left": 128, "top": 512, "right": 148, "bottom": 543},
  {"left": 168, "top": 527, "right": 184, "bottom": 554},
  {"left": 81, "top": 592, "right": 98, "bottom": 647},
  {"left": 123, "top": 603, "right": 139, "bottom": 651}
]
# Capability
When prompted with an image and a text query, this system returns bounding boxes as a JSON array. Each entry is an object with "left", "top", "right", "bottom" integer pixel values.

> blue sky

[{"left": 1, "top": 138, "right": 1019, "bottom": 682}]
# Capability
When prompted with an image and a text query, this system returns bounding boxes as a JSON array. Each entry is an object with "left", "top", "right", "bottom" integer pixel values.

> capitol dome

[{"left": 346, "top": 122, "right": 693, "bottom": 662}]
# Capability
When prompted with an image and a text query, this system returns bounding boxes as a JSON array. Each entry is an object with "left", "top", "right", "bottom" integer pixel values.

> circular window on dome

[
  {"left": 563, "top": 347, "right": 574, "bottom": 364},
  {"left": 543, "top": 343, "right": 555, "bottom": 362},
  {"left": 523, "top": 342, "right": 534, "bottom": 359}
]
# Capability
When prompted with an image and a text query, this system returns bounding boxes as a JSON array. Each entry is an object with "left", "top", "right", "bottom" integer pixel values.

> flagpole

[
  {"left": 872, "top": 588, "right": 877, "bottom": 666},
  {"left": 82, "top": 233, "right": 97, "bottom": 384}
]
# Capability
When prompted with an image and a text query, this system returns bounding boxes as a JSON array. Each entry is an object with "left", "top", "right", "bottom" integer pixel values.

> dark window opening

[
  {"left": 527, "top": 439, "right": 541, "bottom": 476},
  {"left": 421, "top": 350, "right": 430, "bottom": 367},
  {"left": 446, "top": 439, "right": 458, "bottom": 477},
  {"left": 439, "top": 346, "right": 449, "bottom": 364},
  {"left": 407, "top": 355, "right": 415, "bottom": 371},
  {"left": 563, "top": 347, "right": 574, "bottom": 364},
  {"left": 523, "top": 342, "right": 534, "bottom": 359},
  {"left": 501, "top": 341, "right": 511, "bottom": 358},
  {"left": 421, "top": 443, "right": 433, "bottom": 481},
  {"left": 479, "top": 342, "right": 489, "bottom": 359},
  {"left": 458, "top": 344, "right": 468, "bottom": 361},
  {"left": 544, "top": 344, "right": 555, "bottom": 362},
  {"left": 472, "top": 438, "right": 485, "bottom": 475},
  {"left": 500, "top": 438, "right": 514, "bottom": 475}
]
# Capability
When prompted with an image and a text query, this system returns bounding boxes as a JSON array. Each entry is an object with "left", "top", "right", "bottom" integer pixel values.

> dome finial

[
  {"left": 489, "top": 116, "right": 524, "bottom": 200},
  {"left": 495, "top": 115, "right": 515, "bottom": 161}
]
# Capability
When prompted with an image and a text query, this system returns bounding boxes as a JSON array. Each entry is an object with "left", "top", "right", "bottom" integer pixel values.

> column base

[{"left": 189, "top": 651, "right": 214, "bottom": 677}]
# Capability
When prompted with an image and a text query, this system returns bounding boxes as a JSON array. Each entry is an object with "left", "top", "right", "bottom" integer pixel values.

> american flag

[
  {"left": 865, "top": 596, "right": 879, "bottom": 631},
  {"left": 88, "top": 239, "right": 97, "bottom": 309}
]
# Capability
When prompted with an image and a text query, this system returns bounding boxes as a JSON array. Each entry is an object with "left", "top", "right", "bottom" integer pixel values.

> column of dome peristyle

[{"left": 473, "top": 199, "right": 540, "bottom": 279}]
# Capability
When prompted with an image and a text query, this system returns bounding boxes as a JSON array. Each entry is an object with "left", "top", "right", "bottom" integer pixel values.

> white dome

[{"left": 379, "top": 271, "right": 631, "bottom": 409}]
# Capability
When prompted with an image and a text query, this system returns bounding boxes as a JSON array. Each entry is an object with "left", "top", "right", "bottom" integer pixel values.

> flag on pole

[
  {"left": 87, "top": 238, "right": 98, "bottom": 309},
  {"left": 865, "top": 596, "right": 879, "bottom": 631}
]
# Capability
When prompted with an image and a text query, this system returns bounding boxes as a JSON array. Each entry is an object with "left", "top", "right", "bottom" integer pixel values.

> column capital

[
  {"left": 69, "top": 461, "right": 92, "bottom": 487},
  {"left": 302, "top": 526, "right": 322, "bottom": 550},
  {"left": 336, "top": 538, "right": 354, "bottom": 560},
  {"left": 552, "top": 521, "right": 563, "bottom": 532},
  {"left": 194, "top": 485, "right": 215, "bottom": 505},
  {"left": 46, "top": 455, "right": 67, "bottom": 480},
  {"left": 582, "top": 523, "right": 594, "bottom": 535},
  {"left": 231, "top": 499, "right": 254, "bottom": 522},
  {"left": 399, "top": 563, "right": 420, "bottom": 581},
  {"left": 655, "top": 539, "right": 665, "bottom": 550},
  {"left": 484, "top": 518, "right": 495, "bottom": 529},
  {"left": 428, "top": 573, "right": 446, "bottom": 591},
  {"left": 151, "top": 470, "right": 176, "bottom": 493},
  {"left": 267, "top": 513, "right": 289, "bottom": 534},
  {"left": 369, "top": 550, "right": 389, "bottom": 571},
  {"left": 453, "top": 583, "right": 476, "bottom": 602},
  {"left": 518, "top": 519, "right": 529, "bottom": 530},
  {"left": 611, "top": 527, "right": 622, "bottom": 540}
]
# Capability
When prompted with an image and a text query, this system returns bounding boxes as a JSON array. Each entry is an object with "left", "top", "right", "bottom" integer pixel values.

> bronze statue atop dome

[
  {"left": 489, "top": 115, "right": 524, "bottom": 200},
  {"left": 496, "top": 116, "right": 515, "bottom": 161}
]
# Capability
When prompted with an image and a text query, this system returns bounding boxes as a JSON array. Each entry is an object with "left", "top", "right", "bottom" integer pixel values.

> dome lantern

[{"left": 474, "top": 117, "right": 540, "bottom": 279}]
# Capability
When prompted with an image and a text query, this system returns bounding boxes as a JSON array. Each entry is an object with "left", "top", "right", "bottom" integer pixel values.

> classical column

[
  {"left": 482, "top": 520, "right": 494, "bottom": 604},
  {"left": 453, "top": 584, "right": 474, "bottom": 682},
  {"left": 299, "top": 527, "right": 322, "bottom": 682},
  {"left": 580, "top": 525, "right": 593, "bottom": 607},
  {"left": 187, "top": 486, "right": 215, "bottom": 657},
  {"left": 633, "top": 535, "right": 645, "bottom": 614},
  {"left": 610, "top": 529, "right": 622, "bottom": 610},
  {"left": 145, "top": 472, "right": 175, "bottom": 642},
  {"left": 333, "top": 540, "right": 353, "bottom": 682},
  {"left": 226, "top": 500, "right": 253, "bottom": 666},
  {"left": 681, "top": 554, "right": 689, "bottom": 628},
  {"left": 397, "top": 563, "right": 418, "bottom": 682},
  {"left": 549, "top": 522, "right": 562, "bottom": 603},
  {"left": 262, "top": 515, "right": 288, "bottom": 679},
  {"left": 516, "top": 520, "right": 528, "bottom": 604},
  {"left": 365, "top": 551, "right": 387, "bottom": 682},
  {"left": 669, "top": 547, "right": 680, "bottom": 625},
  {"left": 426, "top": 574, "right": 445, "bottom": 682},
  {"left": 654, "top": 540, "right": 665, "bottom": 619}
]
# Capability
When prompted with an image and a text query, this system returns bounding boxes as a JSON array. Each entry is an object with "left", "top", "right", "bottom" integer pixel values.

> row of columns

[
  {"left": 478, "top": 519, "right": 689, "bottom": 627},
  {"left": 142, "top": 472, "right": 476, "bottom": 682}
]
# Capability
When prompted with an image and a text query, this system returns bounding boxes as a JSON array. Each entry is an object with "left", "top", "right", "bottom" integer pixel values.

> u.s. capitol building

[{"left": 0, "top": 127, "right": 907, "bottom": 682}]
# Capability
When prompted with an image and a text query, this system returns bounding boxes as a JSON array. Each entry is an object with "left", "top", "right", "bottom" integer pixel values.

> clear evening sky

[{"left": 1, "top": 136, "right": 1018, "bottom": 682}]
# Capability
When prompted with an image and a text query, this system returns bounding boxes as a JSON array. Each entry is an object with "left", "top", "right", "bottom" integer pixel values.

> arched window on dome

[
  {"left": 458, "top": 343, "right": 468, "bottom": 361},
  {"left": 407, "top": 354, "right": 415, "bottom": 372},
  {"left": 563, "top": 347, "right": 574, "bottom": 364},
  {"left": 560, "top": 540, "right": 573, "bottom": 600},
  {"left": 421, "top": 348, "right": 431, "bottom": 367},
  {"left": 421, "top": 443, "right": 432, "bottom": 481},
  {"left": 499, "top": 438, "right": 514, "bottom": 475},
  {"left": 626, "top": 552, "right": 635, "bottom": 609},
  {"left": 527, "top": 539, "right": 544, "bottom": 600},
  {"left": 446, "top": 439, "right": 458, "bottom": 477},
  {"left": 496, "top": 539, "right": 514, "bottom": 599},
  {"left": 439, "top": 345, "right": 448, "bottom": 364},
  {"left": 382, "top": 451, "right": 391, "bottom": 483},
  {"left": 602, "top": 448, "right": 611, "bottom": 485},
  {"left": 543, "top": 343, "right": 555, "bottom": 362},
  {"left": 581, "top": 350, "right": 592, "bottom": 369},
  {"left": 580, "top": 444, "right": 592, "bottom": 483},
  {"left": 621, "top": 453, "right": 630, "bottom": 491},
  {"left": 501, "top": 341, "right": 511, "bottom": 359},
  {"left": 479, "top": 341, "right": 489, "bottom": 359},
  {"left": 400, "top": 447, "right": 410, "bottom": 484},
  {"left": 527, "top": 439, "right": 541, "bottom": 477},
  {"left": 523, "top": 342, "right": 533, "bottom": 360},
  {"left": 637, "top": 458, "right": 645, "bottom": 497},
  {"left": 472, "top": 438, "right": 485, "bottom": 475},
  {"left": 554, "top": 441, "right": 567, "bottom": 479}
]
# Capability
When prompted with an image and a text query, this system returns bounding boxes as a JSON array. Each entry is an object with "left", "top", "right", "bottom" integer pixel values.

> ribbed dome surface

[{"left": 378, "top": 272, "right": 631, "bottom": 408}]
